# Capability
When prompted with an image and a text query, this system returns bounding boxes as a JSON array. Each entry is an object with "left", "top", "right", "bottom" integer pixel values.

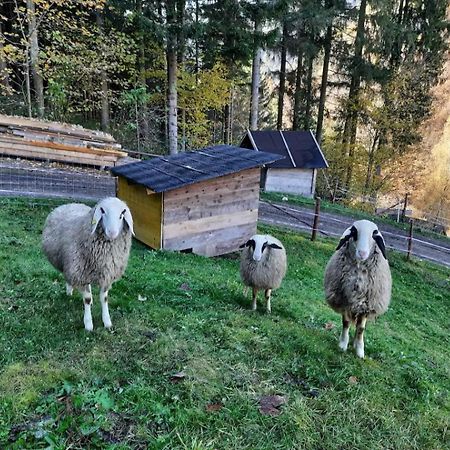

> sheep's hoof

[
  {"left": 84, "top": 321, "right": 94, "bottom": 332},
  {"left": 338, "top": 340, "right": 349, "bottom": 352},
  {"left": 103, "top": 322, "right": 113, "bottom": 330},
  {"left": 354, "top": 341, "right": 365, "bottom": 358}
]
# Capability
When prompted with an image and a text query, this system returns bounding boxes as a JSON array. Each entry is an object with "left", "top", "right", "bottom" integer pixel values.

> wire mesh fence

[
  {"left": 261, "top": 199, "right": 450, "bottom": 268},
  {"left": 1, "top": 153, "right": 449, "bottom": 268},
  {"left": 0, "top": 157, "right": 116, "bottom": 201}
]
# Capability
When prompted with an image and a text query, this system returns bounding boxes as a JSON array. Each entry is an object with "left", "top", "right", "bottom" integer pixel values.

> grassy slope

[{"left": 0, "top": 197, "right": 448, "bottom": 449}]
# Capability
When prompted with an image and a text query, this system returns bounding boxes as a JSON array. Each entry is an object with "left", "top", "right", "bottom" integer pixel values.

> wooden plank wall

[
  {"left": 162, "top": 168, "right": 260, "bottom": 256},
  {"left": 265, "top": 168, "right": 314, "bottom": 197},
  {"left": 117, "top": 177, "right": 163, "bottom": 249}
]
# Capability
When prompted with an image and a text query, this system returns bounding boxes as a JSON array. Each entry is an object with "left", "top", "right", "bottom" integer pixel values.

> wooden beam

[
  {"left": 0, "top": 114, "right": 116, "bottom": 142},
  {"left": 0, "top": 136, "right": 126, "bottom": 157}
]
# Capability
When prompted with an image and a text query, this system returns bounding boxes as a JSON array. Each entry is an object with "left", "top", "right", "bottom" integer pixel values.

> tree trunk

[
  {"left": 277, "top": 21, "right": 288, "bottom": 130},
  {"left": 343, "top": 0, "right": 367, "bottom": 190},
  {"left": 0, "top": 22, "right": 11, "bottom": 92},
  {"left": 304, "top": 54, "right": 314, "bottom": 130},
  {"left": 136, "top": 0, "right": 150, "bottom": 144},
  {"left": 249, "top": 21, "right": 262, "bottom": 130},
  {"left": 176, "top": 0, "right": 185, "bottom": 65},
  {"left": 96, "top": 9, "right": 110, "bottom": 131},
  {"left": 292, "top": 47, "right": 303, "bottom": 130},
  {"left": 136, "top": 0, "right": 146, "bottom": 84},
  {"left": 364, "top": 132, "right": 379, "bottom": 193},
  {"left": 167, "top": 45, "right": 178, "bottom": 154},
  {"left": 223, "top": 103, "right": 230, "bottom": 144},
  {"left": 316, "top": 19, "right": 333, "bottom": 143},
  {"left": 24, "top": 50, "right": 32, "bottom": 118},
  {"left": 166, "top": 0, "right": 178, "bottom": 154},
  {"left": 230, "top": 86, "right": 234, "bottom": 142},
  {"left": 195, "top": 0, "right": 199, "bottom": 83},
  {"left": 26, "top": 0, "right": 44, "bottom": 117}
]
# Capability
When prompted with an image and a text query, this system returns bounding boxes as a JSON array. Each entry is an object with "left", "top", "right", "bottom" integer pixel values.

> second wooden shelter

[
  {"left": 241, "top": 130, "right": 328, "bottom": 197},
  {"left": 111, "top": 145, "right": 282, "bottom": 256}
]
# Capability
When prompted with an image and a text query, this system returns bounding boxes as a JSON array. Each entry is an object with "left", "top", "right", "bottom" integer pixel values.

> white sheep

[
  {"left": 324, "top": 219, "right": 392, "bottom": 358},
  {"left": 42, "top": 197, "right": 134, "bottom": 331},
  {"left": 239, "top": 234, "right": 287, "bottom": 313}
]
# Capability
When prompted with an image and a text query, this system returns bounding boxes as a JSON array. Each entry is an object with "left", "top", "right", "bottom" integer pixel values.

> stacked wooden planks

[{"left": 0, "top": 114, "right": 127, "bottom": 167}]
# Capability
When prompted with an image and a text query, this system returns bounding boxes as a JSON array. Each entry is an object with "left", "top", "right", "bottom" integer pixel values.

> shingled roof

[
  {"left": 241, "top": 130, "right": 328, "bottom": 169},
  {"left": 111, "top": 144, "right": 283, "bottom": 193}
]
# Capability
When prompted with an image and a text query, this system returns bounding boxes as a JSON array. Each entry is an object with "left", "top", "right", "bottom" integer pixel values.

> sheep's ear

[
  {"left": 336, "top": 226, "right": 355, "bottom": 251},
  {"left": 123, "top": 208, "right": 134, "bottom": 235},
  {"left": 240, "top": 239, "right": 254, "bottom": 249},
  {"left": 91, "top": 205, "right": 103, "bottom": 234},
  {"left": 373, "top": 233, "right": 387, "bottom": 259},
  {"left": 268, "top": 243, "right": 282, "bottom": 250}
]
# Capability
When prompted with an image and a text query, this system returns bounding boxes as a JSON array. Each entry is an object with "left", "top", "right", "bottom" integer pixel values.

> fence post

[
  {"left": 311, "top": 197, "right": 321, "bottom": 241},
  {"left": 407, "top": 220, "right": 413, "bottom": 260},
  {"left": 402, "top": 192, "right": 410, "bottom": 222}
]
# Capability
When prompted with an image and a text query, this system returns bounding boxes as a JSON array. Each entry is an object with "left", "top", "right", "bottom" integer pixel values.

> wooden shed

[
  {"left": 111, "top": 145, "right": 282, "bottom": 257},
  {"left": 241, "top": 130, "right": 328, "bottom": 197}
]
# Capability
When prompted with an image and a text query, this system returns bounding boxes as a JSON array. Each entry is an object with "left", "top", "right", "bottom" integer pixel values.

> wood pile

[{"left": 0, "top": 114, "right": 128, "bottom": 167}]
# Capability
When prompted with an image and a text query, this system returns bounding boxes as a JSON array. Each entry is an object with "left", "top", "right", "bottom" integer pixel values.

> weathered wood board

[
  {"left": 265, "top": 168, "right": 316, "bottom": 197},
  {"left": 162, "top": 168, "right": 260, "bottom": 256},
  {"left": 117, "top": 177, "right": 163, "bottom": 249}
]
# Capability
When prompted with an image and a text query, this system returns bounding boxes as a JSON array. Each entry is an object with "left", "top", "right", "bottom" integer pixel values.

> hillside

[{"left": 0, "top": 197, "right": 448, "bottom": 449}]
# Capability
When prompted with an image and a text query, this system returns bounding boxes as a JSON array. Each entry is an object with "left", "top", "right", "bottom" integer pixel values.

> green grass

[
  {"left": 0, "top": 197, "right": 449, "bottom": 449},
  {"left": 261, "top": 191, "right": 450, "bottom": 241}
]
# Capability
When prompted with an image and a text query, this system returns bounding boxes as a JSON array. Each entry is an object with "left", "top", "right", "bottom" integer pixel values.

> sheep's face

[
  {"left": 336, "top": 220, "right": 386, "bottom": 261},
  {"left": 240, "top": 234, "right": 283, "bottom": 262},
  {"left": 91, "top": 197, "right": 134, "bottom": 240}
]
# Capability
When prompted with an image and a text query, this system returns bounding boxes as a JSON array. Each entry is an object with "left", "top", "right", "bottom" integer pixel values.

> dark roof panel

[
  {"left": 241, "top": 130, "right": 328, "bottom": 169},
  {"left": 111, "top": 144, "right": 283, "bottom": 192}
]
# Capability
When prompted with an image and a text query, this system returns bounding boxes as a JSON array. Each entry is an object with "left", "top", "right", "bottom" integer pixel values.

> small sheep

[
  {"left": 324, "top": 220, "right": 392, "bottom": 358},
  {"left": 239, "top": 234, "right": 287, "bottom": 313},
  {"left": 42, "top": 197, "right": 134, "bottom": 331}
]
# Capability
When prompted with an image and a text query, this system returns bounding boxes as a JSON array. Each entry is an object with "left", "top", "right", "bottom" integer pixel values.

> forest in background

[{"left": 0, "top": 0, "right": 449, "bottom": 224}]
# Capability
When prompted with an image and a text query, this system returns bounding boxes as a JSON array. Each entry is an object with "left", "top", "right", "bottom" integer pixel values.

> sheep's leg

[
  {"left": 66, "top": 283, "right": 73, "bottom": 296},
  {"left": 80, "top": 284, "right": 93, "bottom": 332},
  {"left": 339, "top": 313, "right": 350, "bottom": 351},
  {"left": 353, "top": 315, "right": 367, "bottom": 358},
  {"left": 265, "top": 289, "right": 272, "bottom": 314},
  {"left": 252, "top": 287, "right": 258, "bottom": 311},
  {"left": 100, "top": 287, "right": 112, "bottom": 329}
]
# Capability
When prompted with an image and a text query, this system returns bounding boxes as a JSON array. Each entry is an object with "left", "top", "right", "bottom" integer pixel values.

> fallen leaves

[
  {"left": 205, "top": 402, "right": 223, "bottom": 412},
  {"left": 137, "top": 294, "right": 147, "bottom": 302},
  {"left": 179, "top": 282, "right": 191, "bottom": 291},
  {"left": 348, "top": 376, "right": 359, "bottom": 384},
  {"left": 284, "top": 374, "right": 320, "bottom": 398},
  {"left": 324, "top": 322, "right": 335, "bottom": 330},
  {"left": 258, "top": 395, "right": 287, "bottom": 416},
  {"left": 169, "top": 371, "right": 187, "bottom": 383},
  {"left": 142, "top": 330, "right": 157, "bottom": 342}
]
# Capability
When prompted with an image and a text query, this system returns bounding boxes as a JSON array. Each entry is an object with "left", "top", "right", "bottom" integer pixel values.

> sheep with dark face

[
  {"left": 239, "top": 234, "right": 287, "bottom": 313},
  {"left": 324, "top": 219, "right": 392, "bottom": 358},
  {"left": 42, "top": 197, "right": 134, "bottom": 331}
]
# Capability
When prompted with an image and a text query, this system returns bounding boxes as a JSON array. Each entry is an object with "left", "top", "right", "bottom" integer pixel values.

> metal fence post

[
  {"left": 407, "top": 220, "right": 413, "bottom": 260},
  {"left": 311, "top": 197, "right": 321, "bottom": 241}
]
